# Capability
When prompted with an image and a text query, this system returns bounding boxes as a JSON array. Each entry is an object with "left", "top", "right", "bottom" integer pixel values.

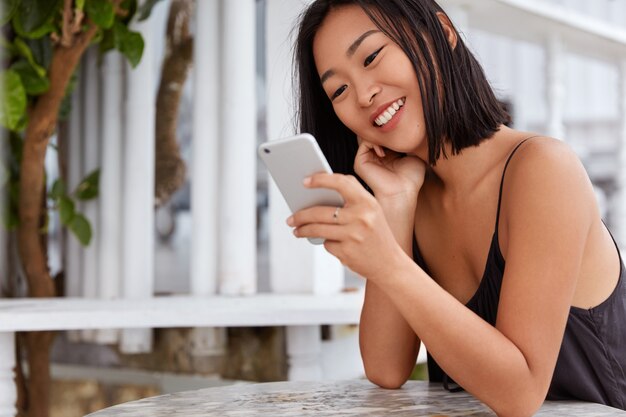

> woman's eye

[
  {"left": 364, "top": 46, "right": 384, "bottom": 67},
  {"left": 331, "top": 85, "right": 347, "bottom": 100}
]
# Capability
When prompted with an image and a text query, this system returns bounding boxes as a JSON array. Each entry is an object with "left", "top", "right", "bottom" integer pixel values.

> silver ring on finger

[{"left": 333, "top": 207, "right": 341, "bottom": 224}]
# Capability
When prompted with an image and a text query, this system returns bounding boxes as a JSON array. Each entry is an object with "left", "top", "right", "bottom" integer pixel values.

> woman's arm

[
  {"left": 291, "top": 140, "right": 595, "bottom": 416},
  {"left": 351, "top": 141, "right": 427, "bottom": 387},
  {"left": 359, "top": 193, "right": 420, "bottom": 388},
  {"left": 369, "top": 140, "right": 595, "bottom": 416}
]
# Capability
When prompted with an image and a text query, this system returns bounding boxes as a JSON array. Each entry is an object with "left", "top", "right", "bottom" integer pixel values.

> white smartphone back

[{"left": 258, "top": 133, "right": 345, "bottom": 244}]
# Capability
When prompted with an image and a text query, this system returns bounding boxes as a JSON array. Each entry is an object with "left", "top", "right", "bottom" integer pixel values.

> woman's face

[{"left": 312, "top": 5, "right": 427, "bottom": 157}]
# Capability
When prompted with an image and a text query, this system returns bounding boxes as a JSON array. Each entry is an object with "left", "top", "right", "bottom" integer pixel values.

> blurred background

[{"left": 1, "top": 0, "right": 626, "bottom": 416}]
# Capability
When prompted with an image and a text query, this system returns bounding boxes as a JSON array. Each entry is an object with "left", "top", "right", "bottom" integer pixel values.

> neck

[{"left": 426, "top": 125, "right": 517, "bottom": 195}]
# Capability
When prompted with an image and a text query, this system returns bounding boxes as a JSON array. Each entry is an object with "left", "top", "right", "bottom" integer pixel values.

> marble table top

[{"left": 85, "top": 379, "right": 626, "bottom": 416}]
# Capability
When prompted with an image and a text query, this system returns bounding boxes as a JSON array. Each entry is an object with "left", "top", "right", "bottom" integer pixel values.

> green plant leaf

[
  {"left": 11, "top": 60, "right": 49, "bottom": 95},
  {"left": 0, "top": 48, "right": 11, "bottom": 62},
  {"left": 16, "top": 0, "right": 60, "bottom": 33},
  {"left": 9, "top": 177, "right": 19, "bottom": 203},
  {"left": 14, "top": 38, "right": 47, "bottom": 77},
  {"left": 85, "top": 0, "right": 115, "bottom": 29},
  {"left": 113, "top": 21, "right": 143, "bottom": 68},
  {"left": 3, "top": 178, "right": 20, "bottom": 230},
  {"left": 12, "top": 16, "right": 55, "bottom": 39},
  {"left": 9, "top": 131, "right": 23, "bottom": 165},
  {"left": 1, "top": 0, "right": 20, "bottom": 26},
  {"left": 2, "top": 203, "right": 19, "bottom": 230},
  {"left": 13, "top": 114, "right": 27, "bottom": 132},
  {"left": 119, "top": 0, "right": 137, "bottom": 24},
  {"left": 91, "top": 27, "right": 104, "bottom": 45},
  {"left": 58, "top": 196, "right": 75, "bottom": 225},
  {"left": 69, "top": 213, "right": 91, "bottom": 246},
  {"left": 24, "top": 37, "right": 53, "bottom": 71},
  {"left": 137, "top": 0, "right": 164, "bottom": 21},
  {"left": 99, "top": 27, "right": 114, "bottom": 54},
  {"left": 0, "top": 34, "right": 16, "bottom": 57},
  {"left": 74, "top": 169, "right": 99, "bottom": 200},
  {"left": 0, "top": 70, "right": 27, "bottom": 131},
  {"left": 76, "top": 0, "right": 85, "bottom": 11},
  {"left": 50, "top": 178, "right": 65, "bottom": 200}
]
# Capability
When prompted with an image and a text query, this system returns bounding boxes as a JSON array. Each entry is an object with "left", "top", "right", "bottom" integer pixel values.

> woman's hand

[
  {"left": 354, "top": 139, "right": 427, "bottom": 202},
  {"left": 287, "top": 173, "right": 407, "bottom": 280}
]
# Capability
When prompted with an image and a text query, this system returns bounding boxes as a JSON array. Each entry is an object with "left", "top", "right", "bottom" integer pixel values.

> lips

[{"left": 371, "top": 97, "right": 406, "bottom": 127}]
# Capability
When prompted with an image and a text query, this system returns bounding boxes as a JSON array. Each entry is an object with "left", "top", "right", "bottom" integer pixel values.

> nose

[{"left": 356, "top": 80, "right": 381, "bottom": 107}]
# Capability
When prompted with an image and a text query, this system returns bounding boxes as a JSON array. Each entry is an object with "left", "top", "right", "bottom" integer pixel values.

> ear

[{"left": 436, "top": 12, "right": 458, "bottom": 50}]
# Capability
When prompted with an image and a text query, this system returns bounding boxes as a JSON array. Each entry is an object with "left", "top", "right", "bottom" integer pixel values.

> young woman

[{"left": 288, "top": 0, "right": 626, "bottom": 415}]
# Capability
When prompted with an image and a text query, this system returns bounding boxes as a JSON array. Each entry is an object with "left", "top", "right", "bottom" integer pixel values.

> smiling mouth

[{"left": 374, "top": 98, "right": 405, "bottom": 127}]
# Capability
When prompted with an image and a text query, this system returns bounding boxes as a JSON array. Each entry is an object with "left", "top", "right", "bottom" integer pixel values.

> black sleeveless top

[{"left": 412, "top": 139, "right": 626, "bottom": 409}]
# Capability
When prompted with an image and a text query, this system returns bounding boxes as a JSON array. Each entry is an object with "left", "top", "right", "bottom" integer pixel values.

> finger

[
  {"left": 356, "top": 137, "right": 385, "bottom": 158},
  {"left": 355, "top": 140, "right": 373, "bottom": 159},
  {"left": 293, "top": 224, "right": 344, "bottom": 241},
  {"left": 356, "top": 139, "right": 376, "bottom": 154},
  {"left": 304, "top": 173, "right": 364, "bottom": 204},
  {"left": 289, "top": 206, "right": 346, "bottom": 227}
]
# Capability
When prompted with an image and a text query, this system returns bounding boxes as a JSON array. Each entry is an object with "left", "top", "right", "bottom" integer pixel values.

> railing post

[
  {"left": 286, "top": 326, "right": 322, "bottom": 381},
  {"left": 81, "top": 47, "right": 101, "bottom": 342},
  {"left": 120, "top": 5, "right": 157, "bottom": 353},
  {"left": 65, "top": 58, "right": 84, "bottom": 343},
  {"left": 0, "top": 332, "right": 16, "bottom": 417},
  {"left": 190, "top": 0, "right": 219, "bottom": 301},
  {"left": 190, "top": 0, "right": 226, "bottom": 356},
  {"left": 218, "top": 0, "right": 258, "bottom": 295},
  {"left": 97, "top": 50, "right": 125, "bottom": 344}
]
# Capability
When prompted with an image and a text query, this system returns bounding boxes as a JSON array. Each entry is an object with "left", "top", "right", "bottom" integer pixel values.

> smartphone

[{"left": 258, "top": 133, "right": 344, "bottom": 245}]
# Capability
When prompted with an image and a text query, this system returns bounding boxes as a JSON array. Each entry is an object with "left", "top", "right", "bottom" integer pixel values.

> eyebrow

[{"left": 320, "top": 29, "right": 380, "bottom": 84}]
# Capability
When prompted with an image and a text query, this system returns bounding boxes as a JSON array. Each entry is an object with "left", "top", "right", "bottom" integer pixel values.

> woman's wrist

[
  {"left": 374, "top": 193, "right": 417, "bottom": 259},
  {"left": 376, "top": 191, "right": 419, "bottom": 217},
  {"left": 369, "top": 243, "right": 415, "bottom": 286}
]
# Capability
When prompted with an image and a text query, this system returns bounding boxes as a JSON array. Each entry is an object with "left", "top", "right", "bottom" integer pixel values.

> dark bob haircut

[{"left": 294, "top": 0, "right": 510, "bottom": 174}]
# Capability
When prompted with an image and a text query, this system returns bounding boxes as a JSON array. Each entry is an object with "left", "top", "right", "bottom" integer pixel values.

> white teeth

[{"left": 375, "top": 98, "right": 405, "bottom": 127}]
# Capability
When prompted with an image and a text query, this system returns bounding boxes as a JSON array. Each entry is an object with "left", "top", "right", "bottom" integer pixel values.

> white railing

[
  {"left": 0, "top": 292, "right": 365, "bottom": 417},
  {"left": 3, "top": 1, "right": 626, "bottom": 416}
]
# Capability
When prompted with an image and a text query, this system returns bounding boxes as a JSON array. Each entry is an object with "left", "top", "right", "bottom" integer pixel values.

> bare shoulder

[
  {"left": 498, "top": 136, "right": 598, "bottom": 251},
  {"left": 509, "top": 136, "right": 585, "bottom": 173},
  {"left": 503, "top": 136, "right": 595, "bottom": 210}
]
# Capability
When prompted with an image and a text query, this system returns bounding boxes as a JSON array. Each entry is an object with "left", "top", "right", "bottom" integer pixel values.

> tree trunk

[
  {"left": 16, "top": 24, "right": 97, "bottom": 417},
  {"left": 23, "top": 332, "right": 55, "bottom": 417},
  {"left": 154, "top": 0, "right": 193, "bottom": 207}
]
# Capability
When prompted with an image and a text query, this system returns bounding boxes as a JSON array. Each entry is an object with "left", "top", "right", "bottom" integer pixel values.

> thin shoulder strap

[
  {"left": 494, "top": 136, "right": 540, "bottom": 230},
  {"left": 602, "top": 219, "right": 624, "bottom": 267}
]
